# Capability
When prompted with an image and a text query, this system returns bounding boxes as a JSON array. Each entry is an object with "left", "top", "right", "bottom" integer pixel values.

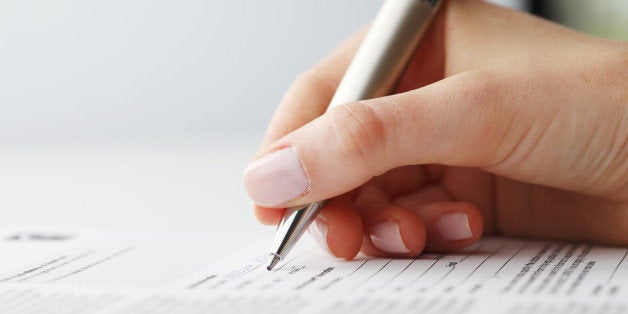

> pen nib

[{"left": 266, "top": 254, "right": 281, "bottom": 271}]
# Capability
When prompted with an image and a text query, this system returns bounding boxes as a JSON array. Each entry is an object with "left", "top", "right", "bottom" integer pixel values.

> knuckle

[
  {"left": 447, "top": 71, "right": 513, "bottom": 166},
  {"left": 326, "top": 101, "right": 388, "bottom": 174},
  {"left": 451, "top": 71, "right": 503, "bottom": 112}
]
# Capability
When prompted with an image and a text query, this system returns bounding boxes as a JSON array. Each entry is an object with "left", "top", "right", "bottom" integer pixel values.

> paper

[{"left": 0, "top": 230, "right": 626, "bottom": 313}]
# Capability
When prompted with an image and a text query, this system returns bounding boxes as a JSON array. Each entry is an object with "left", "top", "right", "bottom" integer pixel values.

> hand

[{"left": 243, "top": 0, "right": 628, "bottom": 259}]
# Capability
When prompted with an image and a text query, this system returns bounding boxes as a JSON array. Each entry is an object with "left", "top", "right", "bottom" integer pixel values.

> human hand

[{"left": 243, "top": 0, "right": 628, "bottom": 259}]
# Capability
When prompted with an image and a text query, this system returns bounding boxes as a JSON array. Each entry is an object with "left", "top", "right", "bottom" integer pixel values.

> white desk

[{"left": 0, "top": 136, "right": 269, "bottom": 236}]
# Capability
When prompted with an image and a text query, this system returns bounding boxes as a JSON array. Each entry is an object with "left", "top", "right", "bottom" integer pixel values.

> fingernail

[
  {"left": 308, "top": 217, "right": 331, "bottom": 255},
  {"left": 369, "top": 220, "right": 410, "bottom": 254},
  {"left": 243, "top": 148, "right": 309, "bottom": 207},
  {"left": 436, "top": 212, "right": 473, "bottom": 241}
]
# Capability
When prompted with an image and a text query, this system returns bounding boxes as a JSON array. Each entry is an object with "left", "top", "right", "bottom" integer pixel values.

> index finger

[
  {"left": 259, "top": 28, "right": 367, "bottom": 150},
  {"left": 252, "top": 29, "right": 366, "bottom": 225}
]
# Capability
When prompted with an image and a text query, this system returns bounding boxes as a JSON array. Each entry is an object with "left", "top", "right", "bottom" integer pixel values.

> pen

[{"left": 266, "top": 0, "right": 442, "bottom": 271}]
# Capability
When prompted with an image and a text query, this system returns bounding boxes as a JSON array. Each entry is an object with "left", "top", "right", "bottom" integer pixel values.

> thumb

[
  {"left": 244, "top": 71, "right": 609, "bottom": 207},
  {"left": 243, "top": 71, "right": 518, "bottom": 207}
]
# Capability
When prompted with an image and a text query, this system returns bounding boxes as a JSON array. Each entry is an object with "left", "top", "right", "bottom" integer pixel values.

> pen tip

[{"left": 266, "top": 254, "right": 281, "bottom": 271}]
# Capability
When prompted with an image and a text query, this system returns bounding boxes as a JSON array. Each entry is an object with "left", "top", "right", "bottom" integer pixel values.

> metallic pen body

[{"left": 267, "top": 0, "right": 442, "bottom": 271}]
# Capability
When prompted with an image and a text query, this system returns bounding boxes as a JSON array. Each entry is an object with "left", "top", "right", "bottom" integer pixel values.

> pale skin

[{"left": 243, "top": 0, "right": 628, "bottom": 259}]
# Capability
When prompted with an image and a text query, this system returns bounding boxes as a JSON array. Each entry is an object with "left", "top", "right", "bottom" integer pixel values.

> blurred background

[{"left": 0, "top": 0, "right": 626, "bottom": 234}]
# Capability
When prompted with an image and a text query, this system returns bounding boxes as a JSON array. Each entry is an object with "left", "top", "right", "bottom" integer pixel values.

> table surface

[{"left": 0, "top": 136, "right": 271, "bottom": 237}]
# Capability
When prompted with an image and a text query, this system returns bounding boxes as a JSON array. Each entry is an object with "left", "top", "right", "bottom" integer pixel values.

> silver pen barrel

[
  {"left": 266, "top": 201, "right": 325, "bottom": 270},
  {"left": 328, "top": 0, "right": 441, "bottom": 108},
  {"left": 267, "top": 0, "right": 441, "bottom": 271}
]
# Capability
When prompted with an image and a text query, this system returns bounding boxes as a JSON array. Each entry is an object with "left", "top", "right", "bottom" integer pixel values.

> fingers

[
  {"left": 311, "top": 182, "right": 484, "bottom": 258},
  {"left": 356, "top": 184, "right": 483, "bottom": 256},
  {"left": 259, "top": 29, "right": 367, "bottom": 150},
  {"left": 312, "top": 201, "right": 483, "bottom": 259},
  {"left": 399, "top": 200, "right": 484, "bottom": 252},
  {"left": 359, "top": 203, "right": 426, "bottom": 257},
  {"left": 257, "top": 194, "right": 364, "bottom": 260},
  {"left": 254, "top": 205, "right": 283, "bottom": 225},
  {"left": 308, "top": 194, "right": 363, "bottom": 260}
]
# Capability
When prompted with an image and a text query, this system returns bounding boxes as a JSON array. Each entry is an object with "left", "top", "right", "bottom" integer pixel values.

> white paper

[{"left": 0, "top": 230, "right": 626, "bottom": 313}]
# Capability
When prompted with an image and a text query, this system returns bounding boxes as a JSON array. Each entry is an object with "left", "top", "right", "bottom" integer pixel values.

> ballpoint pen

[{"left": 266, "top": 0, "right": 442, "bottom": 271}]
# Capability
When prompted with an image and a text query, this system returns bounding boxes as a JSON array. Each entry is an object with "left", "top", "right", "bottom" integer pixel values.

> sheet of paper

[{"left": 0, "top": 229, "right": 626, "bottom": 313}]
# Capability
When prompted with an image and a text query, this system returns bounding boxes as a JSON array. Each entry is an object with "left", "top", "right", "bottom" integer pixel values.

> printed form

[{"left": 0, "top": 230, "right": 626, "bottom": 313}]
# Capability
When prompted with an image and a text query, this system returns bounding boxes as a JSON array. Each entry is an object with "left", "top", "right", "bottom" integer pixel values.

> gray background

[
  {"left": 0, "top": 0, "right": 624, "bottom": 143},
  {"left": 0, "top": 0, "right": 383, "bottom": 143},
  {"left": 0, "top": 0, "right": 538, "bottom": 144}
]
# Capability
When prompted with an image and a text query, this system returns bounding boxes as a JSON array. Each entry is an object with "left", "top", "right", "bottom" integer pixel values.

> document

[{"left": 0, "top": 229, "right": 626, "bottom": 313}]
